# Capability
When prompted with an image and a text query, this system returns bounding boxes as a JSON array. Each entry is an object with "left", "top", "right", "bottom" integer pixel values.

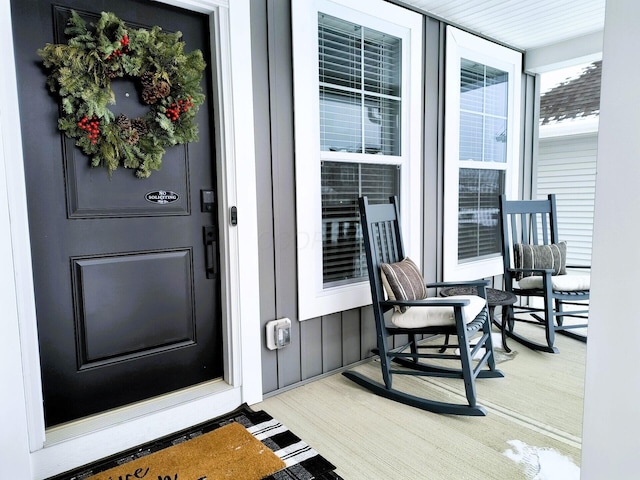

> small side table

[{"left": 440, "top": 286, "right": 518, "bottom": 352}]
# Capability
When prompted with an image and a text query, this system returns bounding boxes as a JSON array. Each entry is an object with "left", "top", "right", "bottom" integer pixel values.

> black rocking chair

[
  {"left": 342, "top": 196, "right": 503, "bottom": 416},
  {"left": 498, "top": 194, "right": 590, "bottom": 353}
]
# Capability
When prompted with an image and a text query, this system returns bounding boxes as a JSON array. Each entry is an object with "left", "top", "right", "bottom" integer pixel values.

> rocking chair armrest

[
  {"left": 381, "top": 298, "right": 471, "bottom": 309},
  {"left": 566, "top": 264, "right": 590, "bottom": 269}
]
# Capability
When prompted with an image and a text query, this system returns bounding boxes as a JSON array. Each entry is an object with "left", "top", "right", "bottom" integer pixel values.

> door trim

[{"left": 1, "top": 0, "right": 261, "bottom": 477}]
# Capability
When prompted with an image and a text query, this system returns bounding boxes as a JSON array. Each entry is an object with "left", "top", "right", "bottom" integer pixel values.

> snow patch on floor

[{"left": 504, "top": 440, "right": 580, "bottom": 480}]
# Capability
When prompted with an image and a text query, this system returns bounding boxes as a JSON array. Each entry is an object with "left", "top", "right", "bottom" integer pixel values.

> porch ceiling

[{"left": 400, "top": 0, "right": 605, "bottom": 51}]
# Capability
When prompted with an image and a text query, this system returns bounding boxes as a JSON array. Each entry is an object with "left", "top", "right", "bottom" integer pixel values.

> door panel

[
  {"left": 65, "top": 146, "right": 191, "bottom": 218},
  {"left": 11, "top": 0, "right": 223, "bottom": 427},
  {"left": 72, "top": 250, "right": 196, "bottom": 366}
]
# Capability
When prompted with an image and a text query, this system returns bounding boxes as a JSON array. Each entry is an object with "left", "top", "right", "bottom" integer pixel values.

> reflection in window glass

[
  {"left": 318, "top": 13, "right": 401, "bottom": 156},
  {"left": 457, "top": 58, "right": 509, "bottom": 262},
  {"left": 458, "top": 168, "right": 505, "bottom": 261},
  {"left": 318, "top": 13, "right": 403, "bottom": 286},
  {"left": 321, "top": 162, "right": 400, "bottom": 285},
  {"left": 320, "top": 87, "right": 362, "bottom": 152},
  {"left": 364, "top": 95, "right": 400, "bottom": 155},
  {"left": 459, "top": 59, "right": 508, "bottom": 163},
  {"left": 459, "top": 111, "right": 484, "bottom": 161}
]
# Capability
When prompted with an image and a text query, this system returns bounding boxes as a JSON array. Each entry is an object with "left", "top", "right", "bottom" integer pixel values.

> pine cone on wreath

[
  {"left": 116, "top": 114, "right": 131, "bottom": 130},
  {"left": 155, "top": 80, "right": 170, "bottom": 98},
  {"left": 126, "top": 129, "right": 140, "bottom": 145},
  {"left": 140, "top": 71, "right": 155, "bottom": 88},
  {"left": 132, "top": 118, "right": 148, "bottom": 135},
  {"left": 141, "top": 87, "right": 158, "bottom": 105}
]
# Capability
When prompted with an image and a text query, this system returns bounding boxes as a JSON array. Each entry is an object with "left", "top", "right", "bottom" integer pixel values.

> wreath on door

[{"left": 38, "top": 10, "right": 206, "bottom": 178}]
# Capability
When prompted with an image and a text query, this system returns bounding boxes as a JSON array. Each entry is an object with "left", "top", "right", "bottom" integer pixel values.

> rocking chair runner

[
  {"left": 498, "top": 194, "right": 590, "bottom": 353},
  {"left": 342, "top": 196, "right": 504, "bottom": 416}
]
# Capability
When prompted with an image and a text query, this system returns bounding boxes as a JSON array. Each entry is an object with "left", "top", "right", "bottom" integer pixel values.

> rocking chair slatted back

[{"left": 498, "top": 194, "right": 589, "bottom": 353}]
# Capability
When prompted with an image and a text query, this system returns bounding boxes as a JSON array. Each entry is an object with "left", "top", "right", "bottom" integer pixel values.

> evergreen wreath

[{"left": 38, "top": 10, "right": 206, "bottom": 178}]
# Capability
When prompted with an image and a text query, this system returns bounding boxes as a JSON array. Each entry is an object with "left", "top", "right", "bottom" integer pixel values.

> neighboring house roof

[{"left": 540, "top": 61, "right": 601, "bottom": 125}]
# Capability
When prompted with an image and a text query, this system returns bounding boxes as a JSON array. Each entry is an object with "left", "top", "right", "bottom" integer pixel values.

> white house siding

[{"left": 536, "top": 131, "right": 598, "bottom": 266}]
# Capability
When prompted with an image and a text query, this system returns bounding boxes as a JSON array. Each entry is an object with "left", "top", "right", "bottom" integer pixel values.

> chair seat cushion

[
  {"left": 390, "top": 295, "right": 486, "bottom": 328},
  {"left": 517, "top": 273, "right": 590, "bottom": 291}
]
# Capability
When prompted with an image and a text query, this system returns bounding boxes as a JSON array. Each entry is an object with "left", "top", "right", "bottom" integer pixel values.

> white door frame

[{"left": 0, "top": 0, "right": 261, "bottom": 477}]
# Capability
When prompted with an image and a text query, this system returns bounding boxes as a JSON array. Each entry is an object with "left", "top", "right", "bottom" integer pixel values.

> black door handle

[{"left": 203, "top": 226, "right": 217, "bottom": 279}]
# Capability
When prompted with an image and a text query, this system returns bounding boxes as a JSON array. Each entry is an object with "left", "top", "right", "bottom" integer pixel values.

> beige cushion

[
  {"left": 517, "top": 274, "right": 590, "bottom": 291},
  {"left": 380, "top": 257, "right": 427, "bottom": 312},
  {"left": 390, "top": 295, "right": 486, "bottom": 328}
]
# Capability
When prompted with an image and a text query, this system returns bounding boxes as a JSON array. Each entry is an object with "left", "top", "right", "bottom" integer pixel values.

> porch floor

[{"left": 255, "top": 323, "right": 585, "bottom": 479}]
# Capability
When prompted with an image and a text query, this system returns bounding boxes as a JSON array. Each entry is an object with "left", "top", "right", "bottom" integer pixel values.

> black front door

[{"left": 11, "top": 0, "right": 223, "bottom": 427}]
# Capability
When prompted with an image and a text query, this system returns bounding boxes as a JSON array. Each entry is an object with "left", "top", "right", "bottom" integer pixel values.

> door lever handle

[{"left": 203, "top": 226, "right": 217, "bottom": 280}]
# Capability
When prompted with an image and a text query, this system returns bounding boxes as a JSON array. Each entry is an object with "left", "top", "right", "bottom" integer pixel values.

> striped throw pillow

[
  {"left": 380, "top": 257, "right": 427, "bottom": 313},
  {"left": 513, "top": 242, "right": 567, "bottom": 281}
]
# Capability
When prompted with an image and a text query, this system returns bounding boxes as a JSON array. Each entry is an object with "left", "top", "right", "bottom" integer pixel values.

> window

[
  {"left": 443, "top": 27, "right": 522, "bottom": 281},
  {"left": 321, "top": 162, "right": 400, "bottom": 286},
  {"left": 292, "top": 0, "right": 422, "bottom": 320}
]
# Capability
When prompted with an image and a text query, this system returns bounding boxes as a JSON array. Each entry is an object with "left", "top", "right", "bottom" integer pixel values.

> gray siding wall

[
  {"left": 250, "top": 1, "right": 510, "bottom": 395},
  {"left": 252, "top": 0, "right": 379, "bottom": 393}
]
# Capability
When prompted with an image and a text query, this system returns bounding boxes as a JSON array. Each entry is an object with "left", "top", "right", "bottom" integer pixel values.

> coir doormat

[{"left": 48, "top": 404, "right": 343, "bottom": 480}]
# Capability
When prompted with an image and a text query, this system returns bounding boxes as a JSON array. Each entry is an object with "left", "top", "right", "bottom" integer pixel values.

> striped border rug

[{"left": 48, "top": 404, "right": 342, "bottom": 480}]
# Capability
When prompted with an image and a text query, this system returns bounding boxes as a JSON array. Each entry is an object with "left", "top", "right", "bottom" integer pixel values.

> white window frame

[
  {"left": 443, "top": 27, "right": 522, "bottom": 281},
  {"left": 292, "top": 0, "right": 423, "bottom": 320}
]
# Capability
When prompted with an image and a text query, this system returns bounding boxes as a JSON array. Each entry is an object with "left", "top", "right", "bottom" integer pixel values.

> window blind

[
  {"left": 317, "top": 13, "right": 403, "bottom": 286},
  {"left": 318, "top": 13, "right": 401, "bottom": 155},
  {"left": 457, "top": 59, "right": 508, "bottom": 261},
  {"left": 459, "top": 59, "right": 508, "bottom": 163},
  {"left": 458, "top": 168, "right": 504, "bottom": 261},
  {"left": 321, "top": 162, "right": 400, "bottom": 285}
]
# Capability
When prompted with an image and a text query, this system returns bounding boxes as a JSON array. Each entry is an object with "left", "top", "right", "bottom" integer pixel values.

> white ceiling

[{"left": 401, "top": 0, "right": 606, "bottom": 51}]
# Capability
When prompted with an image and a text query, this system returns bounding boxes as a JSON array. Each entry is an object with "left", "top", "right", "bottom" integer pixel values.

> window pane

[
  {"left": 364, "top": 95, "right": 400, "bottom": 155},
  {"left": 363, "top": 29, "right": 401, "bottom": 96},
  {"left": 460, "top": 59, "right": 485, "bottom": 113},
  {"left": 320, "top": 87, "right": 362, "bottom": 152},
  {"left": 458, "top": 168, "right": 504, "bottom": 261},
  {"left": 484, "top": 66, "right": 508, "bottom": 117},
  {"left": 318, "top": 14, "right": 402, "bottom": 156},
  {"left": 459, "top": 59, "right": 508, "bottom": 163},
  {"left": 318, "top": 14, "right": 361, "bottom": 89},
  {"left": 321, "top": 162, "right": 400, "bottom": 285},
  {"left": 459, "top": 112, "right": 483, "bottom": 161},
  {"left": 484, "top": 116, "right": 507, "bottom": 163}
]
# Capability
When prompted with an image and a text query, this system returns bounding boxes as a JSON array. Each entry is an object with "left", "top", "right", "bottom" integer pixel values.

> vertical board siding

[
  {"left": 251, "top": 0, "right": 279, "bottom": 393},
  {"left": 360, "top": 307, "right": 378, "bottom": 359},
  {"left": 300, "top": 318, "right": 323, "bottom": 380},
  {"left": 322, "top": 313, "right": 344, "bottom": 373},
  {"left": 252, "top": 0, "right": 385, "bottom": 396},
  {"left": 254, "top": 1, "right": 437, "bottom": 396},
  {"left": 537, "top": 133, "right": 598, "bottom": 266},
  {"left": 342, "top": 309, "right": 363, "bottom": 365}
]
